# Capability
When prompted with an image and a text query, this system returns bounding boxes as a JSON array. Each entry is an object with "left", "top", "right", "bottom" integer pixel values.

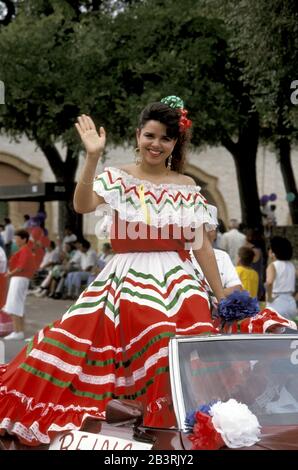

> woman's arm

[
  {"left": 224, "top": 285, "right": 242, "bottom": 296},
  {"left": 5, "top": 267, "right": 22, "bottom": 277},
  {"left": 192, "top": 227, "right": 225, "bottom": 302},
  {"left": 73, "top": 115, "right": 106, "bottom": 214},
  {"left": 266, "top": 262, "right": 276, "bottom": 303}
]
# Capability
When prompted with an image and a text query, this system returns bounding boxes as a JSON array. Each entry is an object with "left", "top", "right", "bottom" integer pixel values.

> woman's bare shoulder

[
  {"left": 176, "top": 174, "right": 197, "bottom": 186},
  {"left": 119, "top": 164, "right": 137, "bottom": 176}
]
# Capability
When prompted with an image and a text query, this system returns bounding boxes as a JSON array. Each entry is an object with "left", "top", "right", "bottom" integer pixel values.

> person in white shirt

[
  {"left": 0, "top": 245, "right": 8, "bottom": 308},
  {"left": 23, "top": 214, "right": 31, "bottom": 229},
  {"left": 62, "top": 226, "right": 77, "bottom": 250},
  {"left": 65, "top": 239, "right": 97, "bottom": 298},
  {"left": 219, "top": 218, "right": 246, "bottom": 265},
  {"left": 3, "top": 217, "right": 15, "bottom": 258},
  {"left": 97, "top": 243, "right": 114, "bottom": 269},
  {"left": 266, "top": 236, "right": 297, "bottom": 319},
  {"left": 87, "top": 243, "right": 114, "bottom": 285},
  {"left": 0, "top": 246, "right": 7, "bottom": 274},
  {"left": 191, "top": 228, "right": 242, "bottom": 296},
  {"left": 39, "top": 241, "right": 61, "bottom": 270}
]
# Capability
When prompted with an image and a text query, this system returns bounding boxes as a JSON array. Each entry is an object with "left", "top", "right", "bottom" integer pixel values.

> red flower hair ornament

[{"left": 160, "top": 95, "right": 192, "bottom": 133}]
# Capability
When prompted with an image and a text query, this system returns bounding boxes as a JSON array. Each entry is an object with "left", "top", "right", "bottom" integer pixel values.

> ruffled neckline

[{"left": 103, "top": 166, "right": 202, "bottom": 192}]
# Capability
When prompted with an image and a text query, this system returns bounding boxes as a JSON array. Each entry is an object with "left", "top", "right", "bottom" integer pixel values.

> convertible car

[{"left": 1, "top": 332, "right": 298, "bottom": 451}]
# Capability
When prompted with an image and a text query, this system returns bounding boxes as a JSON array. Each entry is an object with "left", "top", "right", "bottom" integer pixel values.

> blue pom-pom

[
  {"left": 185, "top": 410, "right": 197, "bottom": 431},
  {"left": 217, "top": 290, "right": 259, "bottom": 324},
  {"left": 197, "top": 400, "right": 217, "bottom": 415},
  {"left": 185, "top": 401, "right": 217, "bottom": 432}
]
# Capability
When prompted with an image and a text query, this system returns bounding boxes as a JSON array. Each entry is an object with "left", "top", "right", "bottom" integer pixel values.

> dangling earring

[
  {"left": 167, "top": 154, "right": 172, "bottom": 170},
  {"left": 134, "top": 147, "right": 142, "bottom": 165}
]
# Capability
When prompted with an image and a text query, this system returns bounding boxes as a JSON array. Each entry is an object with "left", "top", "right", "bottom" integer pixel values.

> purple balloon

[
  {"left": 37, "top": 211, "right": 46, "bottom": 220},
  {"left": 260, "top": 195, "right": 269, "bottom": 205},
  {"left": 269, "top": 193, "right": 277, "bottom": 201}
]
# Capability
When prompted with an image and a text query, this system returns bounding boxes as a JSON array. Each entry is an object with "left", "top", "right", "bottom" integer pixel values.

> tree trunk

[
  {"left": 276, "top": 137, "right": 298, "bottom": 224},
  {"left": 58, "top": 200, "right": 83, "bottom": 240},
  {"left": 232, "top": 150, "right": 262, "bottom": 228},
  {"left": 221, "top": 112, "right": 262, "bottom": 228},
  {"left": 36, "top": 140, "right": 83, "bottom": 237}
]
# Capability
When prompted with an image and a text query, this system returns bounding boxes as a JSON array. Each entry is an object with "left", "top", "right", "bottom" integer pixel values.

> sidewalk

[{"left": 2, "top": 296, "right": 73, "bottom": 363}]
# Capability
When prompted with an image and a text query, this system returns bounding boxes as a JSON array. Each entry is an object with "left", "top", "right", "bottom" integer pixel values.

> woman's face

[
  {"left": 14, "top": 236, "right": 25, "bottom": 248},
  {"left": 136, "top": 120, "right": 177, "bottom": 168}
]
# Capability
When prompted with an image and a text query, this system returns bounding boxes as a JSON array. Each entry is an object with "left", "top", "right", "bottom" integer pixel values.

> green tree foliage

[
  {"left": 0, "top": 4, "right": 80, "bottom": 182},
  {"left": 97, "top": 0, "right": 262, "bottom": 226},
  {"left": 0, "top": 1, "right": 114, "bottom": 232},
  {"left": 213, "top": 0, "right": 298, "bottom": 222}
]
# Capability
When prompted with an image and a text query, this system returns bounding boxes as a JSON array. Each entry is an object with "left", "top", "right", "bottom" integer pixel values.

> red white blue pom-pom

[{"left": 186, "top": 399, "right": 261, "bottom": 450}]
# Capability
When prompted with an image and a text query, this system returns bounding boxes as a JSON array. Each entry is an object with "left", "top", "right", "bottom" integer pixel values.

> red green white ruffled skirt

[{"left": 0, "top": 251, "right": 216, "bottom": 445}]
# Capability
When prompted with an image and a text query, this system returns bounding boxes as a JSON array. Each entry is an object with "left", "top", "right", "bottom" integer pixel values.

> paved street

[{"left": 1, "top": 296, "right": 73, "bottom": 363}]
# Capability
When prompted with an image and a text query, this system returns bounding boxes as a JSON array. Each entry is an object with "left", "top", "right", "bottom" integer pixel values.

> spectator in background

[
  {"left": 213, "top": 218, "right": 226, "bottom": 249},
  {"left": 0, "top": 245, "right": 7, "bottom": 308},
  {"left": 64, "top": 239, "right": 97, "bottom": 299},
  {"left": 245, "top": 227, "right": 266, "bottom": 300},
  {"left": 266, "top": 236, "right": 297, "bottom": 319},
  {"left": 87, "top": 242, "right": 114, "bottom": 286},
  {"left": 98, "top": 243, "right": 114, "bottom": 268},
  {"left": 51, "top": 240, "right": 83, "bottom": 299},
  {"left": 27, "top": 221, "right": 50, "bottom": 273},
  {"left": 219, "top": 218, "right": 246, "bottom": 265},
  {"left": 3, "top": 217, "right": 15, "bottom": 258},
  {"left": 0, "top": 224, "right": 4, "bottom": 249},
  {"left": 236, "top": 246, "right": 259, "bottom": 298},
  {"left": 34, "top": 242, "right": 73, "bottom": 298},
  {"left": 3, "top": 230, "right": 36, "bottom": 340},
  {"left": 23, "top": 214, "right": 31, "bottom": 229},
  {"left": 191, "top": 228, "right": 242, "bottom": 297},
  {"left": 62, "top": 226, "right": 77, "bottom": 250},
  {"left": 32, "top": 241, "right": 61, "bottom": 297},
  {"left": 38, "top": 241, "right": 60, "bottom": 271}
]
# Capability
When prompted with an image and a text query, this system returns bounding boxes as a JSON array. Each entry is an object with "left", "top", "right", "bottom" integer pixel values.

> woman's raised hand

[{"left": 75, "top": 114, "right": 106, "bottom": 158}]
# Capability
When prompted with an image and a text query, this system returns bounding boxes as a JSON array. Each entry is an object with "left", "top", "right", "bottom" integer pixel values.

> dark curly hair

[
  {"left": 138, "top": 102, "right": 191, "bottom": 173},
  {"left": 270, "top": 236, "right": 293, "bottom": 261}
]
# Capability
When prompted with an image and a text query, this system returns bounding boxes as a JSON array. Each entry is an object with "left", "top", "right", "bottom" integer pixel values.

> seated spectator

[
  {"left": 64, "top": 239, "right": 97, "bottom": 299},
  {"left": 98, "top": 242, "right": 114, "bottom": 269},
  {"left": 33, "top": 241, "right": 61, "bottom": 296},
  {"left": 34, "top": 243, "right": 71, "bottom": 298},
  {"left": 87, "top": 242, "right": 114, "bottom": 286},
  {"left": 236, "top": 246, "right": 259, "bottom": 298},
  {"left": 43, "top": 241, "right": 83, "bottom": 299},
  {"left": 39, "top": 241, "right": 60, "bottom": 271},
  {"left": 266, "top": 236, "right": 297, "bottom": 319},
  {"left": 62, "top": 226, "right": 77, "bottom": 250}
]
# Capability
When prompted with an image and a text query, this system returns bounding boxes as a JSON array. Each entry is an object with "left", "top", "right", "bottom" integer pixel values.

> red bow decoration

[
  {"left": 179, "top": 108, "right": 192, "bottom": 132},
  {"left": 188, "top": 411, "right": 224, "bottom": 450}
]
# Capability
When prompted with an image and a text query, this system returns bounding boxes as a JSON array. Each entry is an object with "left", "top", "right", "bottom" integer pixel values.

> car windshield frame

[{"left": 169, "top": 333, "right": 298, "bottom": 431}]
